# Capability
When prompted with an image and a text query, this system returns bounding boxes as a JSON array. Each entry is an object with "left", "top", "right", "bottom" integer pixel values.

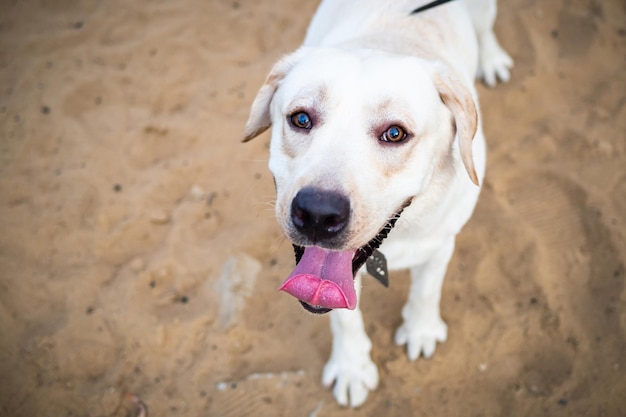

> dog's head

[{"left": 244, "top": 47, "right": 478, "bottom": 313}]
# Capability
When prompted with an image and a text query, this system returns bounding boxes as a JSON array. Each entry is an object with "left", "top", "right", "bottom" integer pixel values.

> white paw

[
  {"left": 478, "top": 33, "right": 514, "bottom": 87},
  {"left": 394, "top": 316, "right": 448, "bottom": 361},
  {"left": 322, "top": 350, "right": 379, "bottom": 407}
]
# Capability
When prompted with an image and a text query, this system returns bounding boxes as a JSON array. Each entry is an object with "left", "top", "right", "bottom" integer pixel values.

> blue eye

[
  {"left": 381, "top": 125, "right": 407, "bottom": 143},
  {"left": 290, "top": 111, "right": 312, "bottom": 129}
]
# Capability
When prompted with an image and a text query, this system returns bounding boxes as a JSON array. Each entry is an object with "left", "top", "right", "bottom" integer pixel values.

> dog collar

[{"left": 411, "top": 0, "right": 456, "bottom": 15}]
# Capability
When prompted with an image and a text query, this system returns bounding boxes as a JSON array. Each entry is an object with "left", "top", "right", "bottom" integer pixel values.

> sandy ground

[{"left": 0, "top": 0, "right": 625, "bottom": 416}]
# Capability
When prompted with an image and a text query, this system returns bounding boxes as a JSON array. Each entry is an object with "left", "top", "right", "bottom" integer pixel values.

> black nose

[{"left": 291, "top": 187, "right": 350, "bottom": 243}]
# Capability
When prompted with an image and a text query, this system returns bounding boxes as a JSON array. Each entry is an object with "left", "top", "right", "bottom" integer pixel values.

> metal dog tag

[{"left": 366, "top": 250, "right": 389, "bottom": 288}]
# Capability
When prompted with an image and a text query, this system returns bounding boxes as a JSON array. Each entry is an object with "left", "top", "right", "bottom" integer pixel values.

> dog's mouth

[{"left": 278, "top": 198, "right": 412, "bottom": 314}]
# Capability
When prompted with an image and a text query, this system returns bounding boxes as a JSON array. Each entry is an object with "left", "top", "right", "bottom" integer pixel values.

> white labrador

[{"left": 244, "top": 0, "right": 512, "bottom": 407}]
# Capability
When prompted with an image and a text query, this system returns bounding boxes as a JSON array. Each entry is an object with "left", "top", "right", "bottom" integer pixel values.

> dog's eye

[
  {"left": 380, "top": 125, "right": 407, "bottom": 143},
  {"left": 290, "top": 111, "right": 312, "bottom": 129}
]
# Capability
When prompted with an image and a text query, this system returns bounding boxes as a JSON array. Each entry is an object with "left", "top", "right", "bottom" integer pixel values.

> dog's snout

[{"left": 291, "top": 187, "right": 350, "bottom": 242}]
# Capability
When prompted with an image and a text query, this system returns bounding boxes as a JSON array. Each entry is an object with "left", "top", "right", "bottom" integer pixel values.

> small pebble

[
  {"left": 190, "top": 185, "right": 205, "bottom": 199},
  {"left": 558, "top": 398, "right": 568, "bottom": 406},
  {"left": 41, "top": 105, "right": 50, "bottom": 114},
  {"left": 155, "top": 267, "right": 169, "bottom": 278},
  {"left": 113, "top": 183, "right": 122, "bottom": 192},
  {"left": 149, "top": 209, "right": 170, "bottom": 225},
  {"left": 130, "top": 257, "right": 145, "bottom": 272}
]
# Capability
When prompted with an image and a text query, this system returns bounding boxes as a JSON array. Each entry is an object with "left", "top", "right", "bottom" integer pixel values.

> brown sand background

[{"left": 1, "top": 0, "right": 625, "bottom": 416}]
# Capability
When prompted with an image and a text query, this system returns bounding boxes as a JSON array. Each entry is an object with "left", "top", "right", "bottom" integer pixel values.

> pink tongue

[{"left": 278, "top": 247, "right": 357, "bottom": 310}]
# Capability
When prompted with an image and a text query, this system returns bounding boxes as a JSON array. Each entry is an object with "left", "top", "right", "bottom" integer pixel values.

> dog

[{"left": 243, "top": 0, "right": 512, "bottom": 407}]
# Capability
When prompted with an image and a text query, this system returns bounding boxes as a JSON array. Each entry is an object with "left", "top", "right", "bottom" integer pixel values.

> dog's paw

[
  {"left": 322, "top": 350, "right": 379, "bottom": 407},
  {"left": 478, "top": 32, "right": 514, "bottom": 87},
  {"left": 394, "top": 316, "right": 448, "bottom": 361}
]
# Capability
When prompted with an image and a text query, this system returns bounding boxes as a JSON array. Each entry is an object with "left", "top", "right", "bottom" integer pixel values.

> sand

[{"left": 0, "top": 0, "right": 624, "bottom": 416}]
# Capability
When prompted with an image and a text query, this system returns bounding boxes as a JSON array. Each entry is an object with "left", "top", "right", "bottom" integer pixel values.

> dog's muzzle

[{"left": 279, "top": 197, "right": 412, "bottom": 314}]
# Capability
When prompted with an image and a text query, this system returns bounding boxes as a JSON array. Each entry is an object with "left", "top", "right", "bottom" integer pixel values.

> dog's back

[{"left": 303, "top": 0, "right": 479, "bottom": 83}]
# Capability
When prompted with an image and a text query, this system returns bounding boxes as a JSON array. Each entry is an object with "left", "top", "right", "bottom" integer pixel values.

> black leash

[{"left": 411, "top": 0, "right": 456, "bottom": 15}]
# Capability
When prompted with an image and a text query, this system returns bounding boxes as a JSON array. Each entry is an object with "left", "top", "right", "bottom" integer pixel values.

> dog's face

[{"left": 244, "top": 47, "right": 478, "bottom": 312}]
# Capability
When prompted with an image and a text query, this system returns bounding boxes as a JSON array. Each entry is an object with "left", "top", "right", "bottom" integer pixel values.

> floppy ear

[
  {"left": 432, "top": 69, "right": 479, "bottom": 185},
  {"left": 243, "top": 49, "right": 307, "bottom": 142}
]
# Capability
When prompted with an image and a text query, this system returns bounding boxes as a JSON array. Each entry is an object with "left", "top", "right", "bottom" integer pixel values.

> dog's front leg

[
  {"left": 395, "top": 238, "right": 455, "bottom": 361},
  {"left": 322, "top": 273, "right": 379, "bottom": 407}
]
